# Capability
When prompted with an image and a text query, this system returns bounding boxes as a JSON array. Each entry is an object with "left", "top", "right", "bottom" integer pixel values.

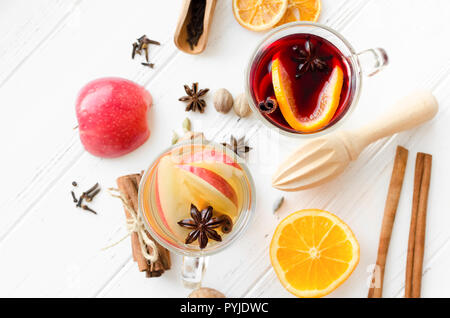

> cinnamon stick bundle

[
  {"left": 368, "top": 146, "right": 409, "bottom": 298},
  {"left": 117, "top": 173, "right": 171, "bottom": 277},
  {"left": 405, "top": 153, "right": 432, "bottom": 298}
]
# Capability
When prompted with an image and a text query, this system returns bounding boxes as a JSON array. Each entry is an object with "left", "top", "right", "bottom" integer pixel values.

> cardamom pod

[
  {"left": 272, "top": 196, "right": 285, "bottom": 214},
  {"left": 171, "top": 131, "right": 179, "bottom": 145},
  {"left": 182, "top": 117, "right": 191, "bottom": 132}
]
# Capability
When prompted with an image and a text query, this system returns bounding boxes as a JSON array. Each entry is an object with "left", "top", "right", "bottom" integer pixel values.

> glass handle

[
  {"left": 355, "top": 48, "right": 388, "bottom": 77},
  {"left": 181, "top": 256, "right": 208, "bottom": 289}
]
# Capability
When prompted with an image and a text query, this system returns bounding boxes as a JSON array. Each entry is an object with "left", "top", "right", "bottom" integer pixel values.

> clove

[
  {"left": 132, "top": 35, "right": 160, "bottom": 67},
  {"left": 71, "top": 191, "right": 78, "bottom": 203},
  {"left": 71, "top": 182, "right": 101, "bottom": 214},
  {"left": 85, "top": 188, "right": 100, "bottom": 202},
  {"left": 81, "top": 204, "right": 97, "bottom": 215}
]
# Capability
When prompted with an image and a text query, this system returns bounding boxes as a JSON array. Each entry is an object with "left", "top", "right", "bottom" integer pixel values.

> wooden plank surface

[{"left": 0, "top": 0, "right": 449, "bottom": 297}]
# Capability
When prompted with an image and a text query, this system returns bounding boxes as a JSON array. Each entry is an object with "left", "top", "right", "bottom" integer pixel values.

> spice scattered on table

[
  {"left": 213, "top": 88, "right": 234, "bottom": 114},
  {"left": 70, "top": 182, "right": 101, "bottom": 215},
  {"left": 179, "top": 82, "right": 209, "bottom": 113},
  {"left": 131, "top": 35, "right": 160, "bottom": 68},
  {"left": 222, "top": 135, "right": 252, "bottom": 158},
  {"left": 182, "top": 117, "right": 192, "bottom": 132},
  {"left": 186, "top": 0, "right": 207, "bottom": 49},
  {"left": 71, "top": 191, "right": 78, "bottom": 203},
  {"left": 405, "top": 152, "right": 432, "bottom": 298},
  {"left": 171, "top": 118, "right": 202, "bottom": 145},
  {"left": 171, "top": 131, "right": 180, "bottom": 145},
  {"left": 233, "top": 93, "right": 252, "bottom": 117},
  {"left": 272, "top": 196, "right": 285, "bottom": 213},
  {"left": 368, "top": 146, "right": 409, "bottom": 298},
  {"left": 116, "top": 173, "right": 171, "bottom": 277}
]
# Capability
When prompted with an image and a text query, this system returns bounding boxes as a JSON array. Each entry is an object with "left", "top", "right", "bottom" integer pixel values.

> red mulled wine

[{"left": 249, "top": 33, "right": 354, "bottom": 133}]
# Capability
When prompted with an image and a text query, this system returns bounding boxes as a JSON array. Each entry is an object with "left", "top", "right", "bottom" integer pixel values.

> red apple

[{"left": 76, "top": 77, "right": 152, "bottom": 158}]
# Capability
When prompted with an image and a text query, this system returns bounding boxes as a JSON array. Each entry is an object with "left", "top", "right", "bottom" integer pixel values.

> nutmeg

[
  {"left": 188, "top": 287, "right": 225, "bottom": 298},
  {"left": 233, "top": 93, "right": 252, "bottom": 117},
  {"left": 213, "top": 88, "right": 233, "bottom": 114}
]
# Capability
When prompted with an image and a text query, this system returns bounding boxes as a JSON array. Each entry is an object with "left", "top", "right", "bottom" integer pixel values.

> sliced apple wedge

[
  {"left": 176, "top": 165, "right": 239, "bottom": 218},
  {"left": 180, "top": 148, "right": 242, "bottom": 170},
  {"left": 155, "top": 156, "right": 192, "bottom": 238},
  {"left": 186, "top": 161, "right": 244, "bottom": 211}
]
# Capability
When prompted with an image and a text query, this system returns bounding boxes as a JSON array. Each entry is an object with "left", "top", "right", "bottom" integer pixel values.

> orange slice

[
  {"left": 233, "top": 0, "right": 288, "bottom": 31},
  {"left": 270, "top": 209, "right": 359, "bottom": 298},
  {"left": 272, "top": 57, "right": 343, "bottom": 132},
  {"left": 276, "top": 0, "right": 321, "bottom": 26}
]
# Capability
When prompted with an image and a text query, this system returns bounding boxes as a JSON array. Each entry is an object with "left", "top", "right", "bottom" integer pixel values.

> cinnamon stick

[
  {"left": 368, "top": 146, "right": 409, "bottom": 298},
  {"left": 117, "top": 174, "right": 147, "bottom": 271},
  {"left": 116, "top": 173, "right": 171, "bottom": 277},
  {"left": 405, "top": 153, "right": 432, "bottom": 298}
]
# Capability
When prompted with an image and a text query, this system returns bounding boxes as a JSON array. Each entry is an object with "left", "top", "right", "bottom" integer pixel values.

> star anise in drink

[
  {"left": 222, "top": 135, "right": 252, "bottom": 158},
  {"left": 178, "top": 82, "right": 209, "bottom": 113},
  {"left": 177, "top": 204, "right": 225, "bottom": 249},
  {"left": 291, "top": 39, "right": 331, "bottom": 78}
]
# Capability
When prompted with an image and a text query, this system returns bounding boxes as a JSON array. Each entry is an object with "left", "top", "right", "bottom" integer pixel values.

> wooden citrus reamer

[{"left": 272, "top": 90, "right": 439, "bottom": 191}]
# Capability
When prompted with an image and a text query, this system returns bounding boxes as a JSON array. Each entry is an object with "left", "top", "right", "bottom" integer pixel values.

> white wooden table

[{"left": 0, "top": 0, "right": 449, "bottom": 298}]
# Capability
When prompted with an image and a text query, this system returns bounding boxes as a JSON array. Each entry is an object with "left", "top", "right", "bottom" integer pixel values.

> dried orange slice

[
  {"left": 233, "top": 0, "right": 288, "bottom": 32},
  {"left": 272, "top": 57, "right": 343, "bottom": 132},
  {"left": 276, "top": 0, "right": 321, "bottom": 26},
  {"left": 270, "top": 209, "right": 359, "bottom": 298}
]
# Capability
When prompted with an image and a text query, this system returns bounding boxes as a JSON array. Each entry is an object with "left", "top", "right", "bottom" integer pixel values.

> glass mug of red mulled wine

[{"left": 246, "top": 22, "right": 388, "bottom": 136}]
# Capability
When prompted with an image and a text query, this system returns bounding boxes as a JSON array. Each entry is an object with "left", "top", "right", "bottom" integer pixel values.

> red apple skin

[
  {"left": 177, "top": 165, "right": 238, "bottom": 207},
  {"left": 76, "top": 77, "right": 152, "bottom": 158},
  {"left": 181, "top": 149, "right": 242, "bottom": 169},
  {"left": 154, "top": 168, "right": 171, "bottom": 231}
]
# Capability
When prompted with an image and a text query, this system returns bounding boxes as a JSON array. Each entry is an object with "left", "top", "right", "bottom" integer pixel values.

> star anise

[
  {"left": 178, "top": 82, "right": 209, "bottom": 113},
  {"left": 222, "top": 135, "right": 252, "bottom": 158},
  {"left": 178, "top": 204, "right": 224, "bottom": 249},
  {"left": 291, "top": 39, "right": 331, "bottom": 78}
]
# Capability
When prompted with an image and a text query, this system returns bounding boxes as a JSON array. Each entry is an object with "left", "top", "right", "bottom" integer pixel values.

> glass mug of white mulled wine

[
  {"left": 139, "top": 139, "right": 255, "bottom": 288},
  {"left": 245, "top": 22, "right": 388, "bottom": 137}
]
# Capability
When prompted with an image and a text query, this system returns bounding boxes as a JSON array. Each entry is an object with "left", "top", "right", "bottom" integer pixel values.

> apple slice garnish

[
  {"left": 155, "top": 156, "right": 192, "bottom": 238},
  {"left": 180, "top": 148, "right": 242, "bottom": 170},
  {"left": 272, "top": 57, "right": 344, "bottom": 132},
  {"left": 176, "top": 165, "right": 239, "bottom": 218}
]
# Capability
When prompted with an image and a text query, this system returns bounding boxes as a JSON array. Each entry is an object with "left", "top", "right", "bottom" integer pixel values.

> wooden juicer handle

[{"left": 341, "top": 90, "right": 439, "bottom": 161}]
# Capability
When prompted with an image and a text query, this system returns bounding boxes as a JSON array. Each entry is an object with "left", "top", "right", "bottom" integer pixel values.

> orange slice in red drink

[{"left": 272, "top": 57, "right": 344, "bottom": 132}]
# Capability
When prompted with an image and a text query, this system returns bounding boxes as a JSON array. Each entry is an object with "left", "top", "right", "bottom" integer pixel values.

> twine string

[{"left": 102, "top": 188, "right": 158, "bottom": 263}]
